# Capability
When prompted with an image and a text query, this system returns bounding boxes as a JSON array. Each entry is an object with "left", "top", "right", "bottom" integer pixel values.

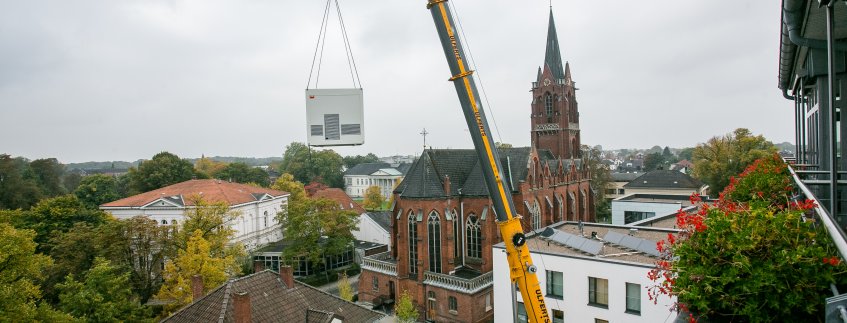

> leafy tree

[
  {"left": 271, "top": 173, "right": 307, "bottom": 204},
  {"left": 678, "top": 147, "right": 695, "bottom": 161},
  {"left": 62, "top": 173, "right": 82, "bottom": 195},
  {"left": 342, "top": 153, "right": 379, "bottom": 169},
  {"left": 73, "top": 174, "right": 122, "bottom": 209},
  {"left": 662, "top": 146, "right": 672, "bottom": 159},
  {"left": 646, "top": 145, "right": 663, "bottom": 154},
  {"left": 43, "top": 222, "right": 105, "bottom": 304},
  {"left": 12, "top": 195, "right": 110, "bottom": 254},
  {"left": 194, "top": 156, "right": 228, "bottom": 178},
  {"left": 362, "top": 186, "right": 384, "bottom": 211},
  {"left": 279, "top": 197, "right": 359, "bottom": 268},
  {"left": 0, "top": 154, "right": 43, "bottom": 210},
  {"left": 29, "top": 158, "right": 66, "bottom": 197},
  {"left": 176, "top": 197, "right": 244, "bottom": 260},
  {"left": 0, "top": 223, "right": 72, "bottom": 321},
  {"left": 99, "top": 216, "right": 175, "bottom": 303},
  {"left": 338, "top": 273, "right": 354, "bottom": 301},
  {"left": 395, "top": 290, "right": 419, "bottom": 323},
  {"left": 643, "top": 152, "right": 663, "bottom": 171},
  {"left": 279, "top": 142, "right": 345, "bottom": 188},
  {"left": 582, "top": 145, "right": 611, "bottom": 222},
  {"left": 57, "top": 257, "right": 151, "bottom": 321},
  {"left": 214, "top": 162, "right": 269, "bottom": 187},
  {"left": 157, "top": 230, "right": 238, "bottom": 316},
  {"left": 128, "top": 152, "right": 203, "bottom": 194},
  {"left": 692, "top": 128, "right": 776, "bottom": 197},
  {"left": 649, "top": 155, "right": 845, "bottom": 321}
]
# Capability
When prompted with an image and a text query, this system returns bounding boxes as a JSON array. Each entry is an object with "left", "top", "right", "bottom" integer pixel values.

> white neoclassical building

[
  {"left": 343, "top": 162, "right": 410, "bottom": 198},
  {"left": 100, "top": 179, "right": 288, "bottom": 251}
]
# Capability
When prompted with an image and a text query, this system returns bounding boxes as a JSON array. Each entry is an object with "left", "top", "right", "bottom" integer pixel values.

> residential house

[
  {"left": 605, "top": 172, "right": 643, "bottom": 200},
  {"left": 358, "top": 9, "right": 594, "bottom": 322},
  {"left": 100, "top": 179, "right": 288, "bottom": 251},
  {"left": 162, "top": 267, "right": 387, "bottom": 322},
  {"left": 622, "top": 170, "right": 708, "bottom": 197}
]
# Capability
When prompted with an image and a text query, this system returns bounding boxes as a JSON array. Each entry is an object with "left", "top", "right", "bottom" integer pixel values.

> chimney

[
  {"left": 279, "top": 265, "right": 294, "bottom": 288},
  {"left": 253, "top": 260, "right": 264, "bottom": 273},
  {"left": 191, "top": 274, "right": 204, "bottom": 301},
  {"left": 443, "top": 175, "right": 451, "bottom": 196},
  {"left": 233, "top": 292, "right": 251, "bottom": 323}
]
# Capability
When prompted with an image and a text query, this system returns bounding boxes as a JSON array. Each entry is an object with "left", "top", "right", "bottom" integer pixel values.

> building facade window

[
  {"left": 466, "top": 214, "right": 482, "bottom": 259},
  {"left": 448, "top": 296, "right": 458, "bottom": 313},
  {"left": 263, "top": 210, "right": 268, "bottom": 228},
  {"left": 408, "top": 211, "right": 418, "bottom": 275},
  {"left": 546, "top": 270, "right": 563, "bottom": 299},
  {"left": 428, "top": 291, "right": 437, "bottom": 316},
  {"left": 626, "top": 282, "right": 641, "bottom": 314},
  {"left": 517, "top": 303, "right": 528, "bottom": 323},
  {"left": 552, "top": 309, "right": 564, "bottom": 323},
  {"left": 545, "top": 92, "right": 554, "bottom": 123},
  {"left": 588, "top": 277, "right": 609, "bottom": 308},
  {"left": 427, "top": 211, "right": 442, "bottom": 273},
  {"left": 372, "top": 276, "right": 379, "bottom": 291},
  {"left": 485, "top": 292, "right": 492, "bottom": 311},
  {"left": 624, "top": 211, "right": 655, "bottom": 224},
  {"left": 161, "top": 219, "right": 168, "bottom": 225}
]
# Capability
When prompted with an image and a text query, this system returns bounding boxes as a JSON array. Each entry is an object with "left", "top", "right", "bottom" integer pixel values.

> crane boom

[{"left": 425, "top": 1, "right": 550, "bottom": 322}]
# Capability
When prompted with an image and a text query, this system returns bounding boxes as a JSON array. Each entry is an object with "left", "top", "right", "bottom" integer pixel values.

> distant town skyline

[{"left": 1, "top": 1, "right": 792, "bottom": 163}]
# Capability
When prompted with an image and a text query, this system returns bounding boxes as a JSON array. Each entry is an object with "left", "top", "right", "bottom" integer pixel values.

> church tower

[{"left": 530, "top": 9, "right": 581, "bottom": 159}]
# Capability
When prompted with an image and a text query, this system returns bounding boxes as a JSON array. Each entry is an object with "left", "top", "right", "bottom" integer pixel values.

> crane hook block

[{"left": 512, "top": 232, "right": 526, "bottom": 247}]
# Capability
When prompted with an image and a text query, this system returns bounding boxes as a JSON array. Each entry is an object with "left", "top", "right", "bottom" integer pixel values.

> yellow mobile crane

[{"left": 425, "top": 1, "right": 550, "bottom": 322}]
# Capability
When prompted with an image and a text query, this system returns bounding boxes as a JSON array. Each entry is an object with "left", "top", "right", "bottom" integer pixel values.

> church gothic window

[
  {"left": 545, "top": 92, "right": 554, "bottom": 122},
  {"left": 467, "top": 214, "right": 482, "bottom": 259},
  {"left": 408, "top": 211, "right": 418, "bottom": 274},
  {"left": 428, "top": 211, "right": 442, "bottom": 273},
  {"left": 530, "top": 200, "right": 541, "bottom": 230}
]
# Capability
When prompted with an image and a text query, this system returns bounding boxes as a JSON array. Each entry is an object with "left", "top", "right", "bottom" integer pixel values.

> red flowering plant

[{"left": 648, "top": 154, "right": 847, "bottom": 322}]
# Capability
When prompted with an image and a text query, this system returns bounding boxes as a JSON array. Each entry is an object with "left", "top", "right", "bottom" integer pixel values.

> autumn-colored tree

[
  {"left": 176, "top": 197, "right": 244, "bottom": 260},
  {"left": 338, "top": 273, "right": 354, "bottom": 301},
  {"left": 57, "top": 257, "right": 151, "bottom": 321},
  {"left": 157, "top": 230, "right": 238, "bottom": 316},
  {"left": 395, "top": 290, "right": 419, "bottom": 323},
  {"left": 194, "top": 156, "right": 228, "bottom": 178},
  {"left": 271, "top": 173, "right": 307, "bottom": 204},
  {"left": 649, "top": 155, "right": 845, "bottom": 321},
  {"left": 362, "top": 185, "right": 384, "bottom": 211},
  {"left": 691, "top": 128, "right": 776, "bottom": 197}
]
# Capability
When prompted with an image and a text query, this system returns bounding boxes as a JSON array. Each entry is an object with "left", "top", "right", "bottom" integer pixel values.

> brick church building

[{"left": 358, "top": 10, "right": 594, "bottom": 322}]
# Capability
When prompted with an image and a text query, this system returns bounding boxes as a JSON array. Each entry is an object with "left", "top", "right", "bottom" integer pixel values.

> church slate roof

[
  {"left": 366, "top": 211, "right": 392, "bottom": 233},
  {"left": 395, "top": 147, "right": 573, "bottom": 198},
  {"left": 162, "top": 270, "right": 385, "bottom": 323},
  {"left": 544, "top": 9, "right": 566, "bottom": 80},
  {"left": 624, "top": 170, "right": 704, "bottom": 189}
]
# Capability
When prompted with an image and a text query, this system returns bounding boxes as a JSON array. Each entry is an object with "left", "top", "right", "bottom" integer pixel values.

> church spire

[{"left": 544, "top": 9, "right": 565, "bottom": 81}]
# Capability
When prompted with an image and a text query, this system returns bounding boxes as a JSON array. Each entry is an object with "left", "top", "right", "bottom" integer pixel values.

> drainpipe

[{"left": 783, "top": 0, "right": 847, "bottom": 51}]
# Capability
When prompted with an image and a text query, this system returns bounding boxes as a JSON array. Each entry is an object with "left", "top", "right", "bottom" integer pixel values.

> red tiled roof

[
  {"left": 101, "top": 179, "right": 288, "bottom": 207},
  {"left": 311, "top": 188, "right": 366, "bottom": 213},
  {"left": 162, "top": 270, "right": 385, "bottom": 323}
]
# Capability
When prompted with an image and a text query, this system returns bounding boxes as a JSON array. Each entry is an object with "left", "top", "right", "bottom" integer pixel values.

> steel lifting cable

[{"left": 306, "top": 0, "right": 362, "bottom": 89}]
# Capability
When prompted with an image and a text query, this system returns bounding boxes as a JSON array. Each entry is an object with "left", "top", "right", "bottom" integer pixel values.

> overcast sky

[{"left": 0, "top": 0, "right": 792, "bottom": 163}]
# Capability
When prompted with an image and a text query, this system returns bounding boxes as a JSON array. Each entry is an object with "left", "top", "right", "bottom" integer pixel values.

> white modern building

[
  {"left": 100, "top": 179, "right": 288, "bottom": 251},
  {"left": 493, "top": 222, "right": 678, "bottom": 322},
  {"left": 611, "top": 194, "right": 697, "bottom": 225},
  {"left": 343, "top": 162, "right": 409, "bottom": 198}
]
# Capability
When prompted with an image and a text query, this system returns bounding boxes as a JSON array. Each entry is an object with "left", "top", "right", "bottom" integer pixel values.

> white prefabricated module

[{"left": 305, "top": 88, "right": 364, "bottom": 146}]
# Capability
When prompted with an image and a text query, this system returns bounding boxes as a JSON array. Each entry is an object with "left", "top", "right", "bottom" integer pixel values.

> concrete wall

[{"left": 492, "top": 247, "right": 676, "bottom": 323}]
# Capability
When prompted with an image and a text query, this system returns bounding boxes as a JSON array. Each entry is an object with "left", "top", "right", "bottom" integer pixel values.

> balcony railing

[
  {"left": 787, "top": 164, "right": 847, "bottom": 260},
  {"left": 423, "top": 270, "right": 493, "bottom": 294},
  {"left": 361, "top": 252, "right": 397, "bottom": 276}
]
